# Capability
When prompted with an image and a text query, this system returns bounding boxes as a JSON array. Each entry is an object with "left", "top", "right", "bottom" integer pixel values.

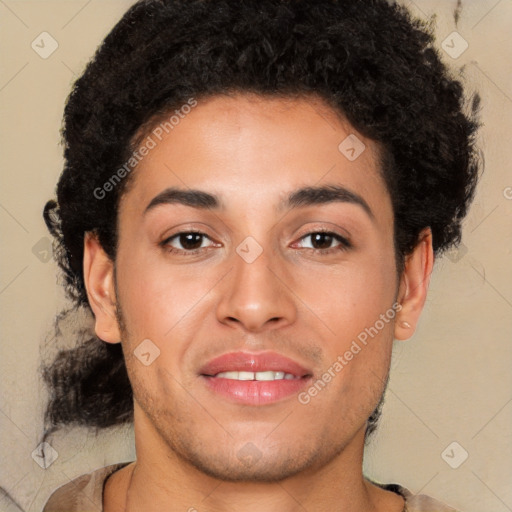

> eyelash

[{"left": 160, "top": 229, "right": 352, "bottom": 256}]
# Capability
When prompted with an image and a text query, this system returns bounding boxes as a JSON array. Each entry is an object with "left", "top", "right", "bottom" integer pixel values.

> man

[{"left": 40, "top": 0, "right": 480, "bottom": 510}]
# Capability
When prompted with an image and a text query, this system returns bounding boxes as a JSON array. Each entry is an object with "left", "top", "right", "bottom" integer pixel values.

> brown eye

[
  {"left": 161, "top": 231, "right": 214, "bottom": 254},
  {"left": 310, "top": 232, "right": 335, "bottom": 250},
  {"left": 295, "top": 231, "right": 352, "bottom": 254},
  {"left": 175, "top": 232, "right": 205, "bottom": 250}
]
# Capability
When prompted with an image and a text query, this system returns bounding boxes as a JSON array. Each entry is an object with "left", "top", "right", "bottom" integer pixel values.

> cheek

[
  {"left": 291, "top": 252, "right": 397, "bottom": 341},
  {"left": 346, "top": 264, "right": 397, "bottom": 340},
  {"left": 296, "top": 257, "right": 397, "bottom": 420},
  {"left": 114, "top": 244, "right": 224, "bottom": 345}
]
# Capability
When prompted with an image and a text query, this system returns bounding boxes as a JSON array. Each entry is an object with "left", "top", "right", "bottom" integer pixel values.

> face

[{"left": 89, "top": 93, "right": 405, "bottom": 481}]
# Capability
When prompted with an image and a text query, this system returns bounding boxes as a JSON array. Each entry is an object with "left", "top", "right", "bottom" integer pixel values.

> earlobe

[
  {"left": 83, "top": 232, "right": 121, "bottom": 344},
  {"left": 394, "top": 227, "right": 434, "bottom": 341}
]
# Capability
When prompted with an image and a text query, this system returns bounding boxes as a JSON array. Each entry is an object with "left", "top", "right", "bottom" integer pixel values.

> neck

[{"left": 104, "top": 404, "right": 404, "bottom": 512}]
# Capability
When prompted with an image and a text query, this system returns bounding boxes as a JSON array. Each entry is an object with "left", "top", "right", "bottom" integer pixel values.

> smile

[{"left": 213, "top": 371, "right": 301, "bottom": 381}]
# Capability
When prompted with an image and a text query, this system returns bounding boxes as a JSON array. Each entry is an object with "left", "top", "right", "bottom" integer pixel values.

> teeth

[
  {"left": 214, "top": 371, "right": 299, "bottom": 381},
  {"left": 255, "top": 371, "right": 277, "bottom": 381}
]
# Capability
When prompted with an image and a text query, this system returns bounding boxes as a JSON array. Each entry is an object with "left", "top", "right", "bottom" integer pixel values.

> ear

[
  {"left": 394, "top": 227, "right": 434, "bottom": 341},
  {"left": 83, "top": 232, "right": 121, "bottom": 344}
]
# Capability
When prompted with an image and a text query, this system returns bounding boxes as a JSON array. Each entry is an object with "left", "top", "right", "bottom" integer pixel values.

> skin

[{"left": 83, "top": 93, "right": 433, "bottom": 512}]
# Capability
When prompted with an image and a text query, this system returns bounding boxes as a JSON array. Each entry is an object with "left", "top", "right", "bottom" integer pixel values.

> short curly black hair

[{"left": 41, "top": 0, "right": 481, "bottom": 439}]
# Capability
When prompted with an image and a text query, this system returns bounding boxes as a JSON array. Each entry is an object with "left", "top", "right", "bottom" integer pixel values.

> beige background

[{"left": 1, "top": 1, "right": 511, "bottom": 511}]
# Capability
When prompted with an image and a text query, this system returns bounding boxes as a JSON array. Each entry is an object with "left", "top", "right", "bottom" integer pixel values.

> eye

[
  {"left": 294, "top": 230, "right": 352, "bottom": 255},
  {"left": 160, "top": 229, "right": 351, "bottom": 256},
  {"left": 161, "top": 231, "right": 216, "bottom": 254}
]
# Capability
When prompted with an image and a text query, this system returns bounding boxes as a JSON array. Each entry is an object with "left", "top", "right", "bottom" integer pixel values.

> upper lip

[{"left": 199, "top": 351, "right": 312, "bottom": 378}]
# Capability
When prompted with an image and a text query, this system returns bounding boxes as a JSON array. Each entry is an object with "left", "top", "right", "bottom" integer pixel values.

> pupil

[
  {"left": 312, "top": 233, "right": 332, "bottom": 249},
  {"left": 181, "top": 233, "right": 202, "bottom": 250}
]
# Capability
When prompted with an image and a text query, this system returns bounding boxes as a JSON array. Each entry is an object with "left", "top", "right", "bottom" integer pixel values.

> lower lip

[{"left": 201, "top": 375, "right": 312, "bottom": 405}]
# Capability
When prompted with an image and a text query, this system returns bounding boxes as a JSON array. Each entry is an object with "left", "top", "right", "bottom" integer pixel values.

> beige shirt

[{"left": 42, "top": 463, "right": 460, "bottom": 512}]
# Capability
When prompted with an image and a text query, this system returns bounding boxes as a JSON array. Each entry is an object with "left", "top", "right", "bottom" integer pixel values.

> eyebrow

[
  {"left": 282, "top": 184, "right": 374, "bottom": 220},
  {"left": 144, "top": 184, "right": 374, "bottom": 220},
  {"left": 145, "top": 188, "right": 220, "bottom": 213}
]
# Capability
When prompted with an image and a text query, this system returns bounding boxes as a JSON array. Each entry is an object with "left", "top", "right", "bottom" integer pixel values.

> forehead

[{"left": 121, "top": 93, "right": 391, "bottom": 221}]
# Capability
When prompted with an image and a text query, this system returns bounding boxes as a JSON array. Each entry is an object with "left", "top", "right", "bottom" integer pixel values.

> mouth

[{"left": 199, "top": 351, "right": 313, "bottom": 405}]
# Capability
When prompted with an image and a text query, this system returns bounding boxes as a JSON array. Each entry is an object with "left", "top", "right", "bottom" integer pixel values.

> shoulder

[
  {"left": 42, "top": 462, "right": 132, "bottom": 512},
  {"left": 380, "top": 482, "right": 462, "bottom": 512}
]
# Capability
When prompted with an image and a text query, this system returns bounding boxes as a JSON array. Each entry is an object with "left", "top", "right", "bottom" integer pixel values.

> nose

[{"left": 215, "top": 242, "right": 297, "bottom": 333}]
